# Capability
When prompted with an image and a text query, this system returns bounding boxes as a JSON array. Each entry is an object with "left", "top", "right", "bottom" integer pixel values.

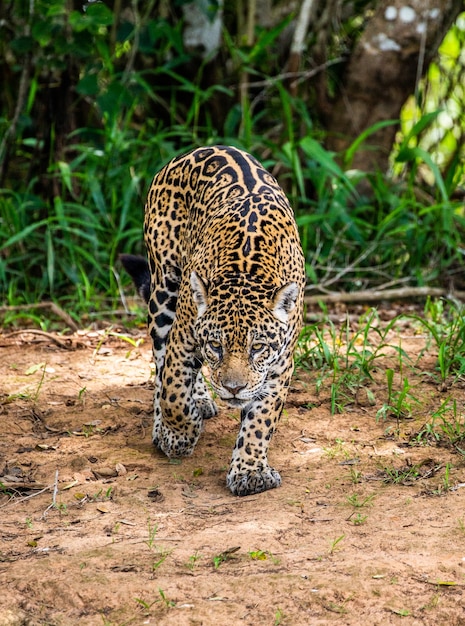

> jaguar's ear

[
  {"left": 271, "top": 282, "right": 299, "bottom": 324},
  {"left": 190, "top": 271, "right": 208, "bottom": 318}
]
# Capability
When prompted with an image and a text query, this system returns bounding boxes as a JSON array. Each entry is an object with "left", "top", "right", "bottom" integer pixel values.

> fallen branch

[
  {"left": 304, "top": 286, "right": 465, "bottom": 305},
  {"left": 0, "top": 302, "right": 79, "bottom": 331},
  {"left": 5, "top": 329, "right": 75, "bottom": 350},
  {"left": 0, "top": 484, "right": 51, "bottom": 509}
]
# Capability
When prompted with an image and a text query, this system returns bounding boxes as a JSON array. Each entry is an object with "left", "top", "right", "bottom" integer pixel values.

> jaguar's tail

[{"left": 119, "top": 254, "right": 150, "bottom": 303}]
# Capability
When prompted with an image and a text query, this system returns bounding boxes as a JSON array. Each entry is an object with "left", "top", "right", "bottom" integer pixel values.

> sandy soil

[{"left": 1, "top": 315, "right": 465, "bottom": 626}]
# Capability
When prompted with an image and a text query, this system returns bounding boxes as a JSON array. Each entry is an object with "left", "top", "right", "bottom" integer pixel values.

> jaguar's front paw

[
  {"left": 195, "top": 396, "right": 218, "bottom": 420},
  {"left": 152, "top": 421, "right": 200, "bottom": 458},
  {"left": 226, "top": 466, "right": 282, "bottom": 496}
]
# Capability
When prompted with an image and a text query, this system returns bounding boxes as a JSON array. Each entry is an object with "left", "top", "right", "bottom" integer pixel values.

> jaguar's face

[
  {"left": 190, "top": 271, "right": 299, "bottom": 407},
  {"left": 195, "top": 307, "right": 287, "bottom": 407}
]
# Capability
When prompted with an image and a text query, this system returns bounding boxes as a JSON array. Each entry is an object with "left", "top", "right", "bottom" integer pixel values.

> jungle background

[{"left": 1, "top": 0, "right": 465, "bottom": 324}]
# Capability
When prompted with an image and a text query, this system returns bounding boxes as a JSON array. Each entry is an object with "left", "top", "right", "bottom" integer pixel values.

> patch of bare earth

[{"left": 1, "top": 319, "right": 465, "bottom": 626}]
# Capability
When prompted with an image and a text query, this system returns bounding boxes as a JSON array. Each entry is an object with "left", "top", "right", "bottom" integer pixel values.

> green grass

[
  {"left": 2, "top": 117, "right": 465, "bottom": 325},
  {"left": 296, "top": 298, "right": 465, "bottom": 471},
  {"left": 1, "top": 96, "right": 465, "bottom": 324},
  {"left": 1, "top": 1, "right": 464, "bottom": 321},
  {"left": 296, "top": 307, "right": 411, "bottom": 414}
]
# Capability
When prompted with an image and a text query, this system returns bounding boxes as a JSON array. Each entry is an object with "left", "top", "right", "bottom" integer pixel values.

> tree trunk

[{"left": 323, "top": 0, "right": 463, "bottom": 173}]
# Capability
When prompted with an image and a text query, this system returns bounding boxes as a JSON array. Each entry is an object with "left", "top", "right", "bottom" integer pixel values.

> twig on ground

[
  {"left": 42, "top": 470, "right": 59, "bottom": 519},
  {"left": 5, "top": 329, "right": 75, "bottom": 350},
  {"left": 0, "top": 302, "right": 79, "bottom": 331},
  {"left": 0, "top": 484, "right": 52, "bottom": 509},
  {"left": 309, "top": 243, "right": 379, "bottom": 293},
  {"left": 305, "top": 286, "right": 465, "bottom": 305}
]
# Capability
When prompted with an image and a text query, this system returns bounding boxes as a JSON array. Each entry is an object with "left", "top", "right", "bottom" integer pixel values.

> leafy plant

[
  {"left": 346, "top": 494, "right": 375, "bottom": 509},
  {"left": 274, "top": 608, "right": 286, "bottom": 625},
  {"left": 376, "top": 369, "right": 420, "bottom": 426},
  {"left": 409, "top": 300, "right": 465, "bottom": 384},
  {"left": 152, "top": 549, "right": 171, "bottom": 572},
  {"left": 145, "top": 517, "right": 158, "bottom": 550},
  {"left": 135, "top": 588, "right": 175, "bottom": 612},
  {"left": 185, "top": 551, "right": 202, "bottom": 572},
  {"left": 157, "top": 588, "right": 176, "bottom": 608},
  {"left": 352, "top": 513, "right": 368, "bottom": 526},
  {"left": 415, "top": 398, "right": 465, "bottom": 456},
  {"left": 212, "top": 546, "right": 240, "bottom": 569},
  {"left": 297, "top": 309, "right": 403, "bottom": 414},
  {"left": 248, "top": 549, "right": 280, "bottom": 564}
]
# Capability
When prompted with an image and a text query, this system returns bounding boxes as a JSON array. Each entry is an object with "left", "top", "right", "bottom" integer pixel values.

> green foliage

[
  {"left": 296, "top": 309, "right": 405, "bottom": 414},
  {"left": 289, "top": 127, "right": 465, "bottom": 293},
  {"left": 398, "top": 14, "right": 465, "bottom": 189},
  {"left": 415, "top": 398, "right": 465, "bottom": 456},
  {"left": 408, "top": 298, "right": 465, "bottom": 382},
  {"left": 0, "top": 2, "right": 464, "bottom": 320},
  {"left": 376, "top": 370, "right": 420, "bottom": 424}
]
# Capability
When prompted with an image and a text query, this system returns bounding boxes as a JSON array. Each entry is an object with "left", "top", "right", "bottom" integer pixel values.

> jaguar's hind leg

[{"left": 147, "top": 275, "right": 179, "bottom": 447}]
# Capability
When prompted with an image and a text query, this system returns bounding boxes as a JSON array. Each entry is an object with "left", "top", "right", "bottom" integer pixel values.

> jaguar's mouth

[{"left": 223, "top": 396, "right": 249, "bottom": 409}]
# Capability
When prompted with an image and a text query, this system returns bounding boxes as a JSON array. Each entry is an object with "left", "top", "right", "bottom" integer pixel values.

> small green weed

[
  {"left": 382, "top": 465, "right": 422, "bottom": 485},
  {"left": 78, "top": 386, "right": 87, "bottom": 403},
  {"left": 152, "top": 549, "right": 171, "bottom": 572},
  {"left": 91, "top": 487, "right": 113, "bottom": 501},
  {"left": 185, "top": 551, "right": 203, "bottom": 572},
  {"left": 135, "top": 588, "right": 175, "bottom": 613},
  {"left": 142, "top": 517, "right": 171, "bottom": 571},
  {"left": 376, "top": 369, "right": 420, "bottom": 426},
  {"left": 348, "top": 467, "right": 363, "bottom": 484},
  {"left": 135, "top": 597, "right": 155, "bottom": 611},
  {"left": 22, "top": 362, "right": 49, "bottom": 402},
  {"left": 351, "top": 513, "right": 368, "bottom": 525},
  {"left": 212, "top": 546, "right": 240, "bottom": 569},
  {"left": 324, "top": 438, "right": 351, "bottom": 459},
  {"left": 409, "top": 300, "right": 465, "bottom": 383},
  {"left": 248, "top": 549, "right": 268, "bottom": 560},
  {"left": 382, "top": 460, "right": 442, "bottom": 486},
  {"left": 434, "top": 462, "right": 454, "bottom": 495},
  {"left": 145, "top": 517, "right": 158, "bottom": 550},
  {"left": 413, "top": 399, "right": 465, "bottom": 456},
  {"left": 346, "top": 494, "right": 375, "bottom": 508},
  {"left": 389, "top": 607, "right": 411, "bottom": 617},
  {"left": 158, "top": 588, "right": 175, "bottom": 608},
  {"left": 248, "top": 549, "right": 280, "bottom": 564},
  {"left": 442, "top": 462, "right": 453, "bottom": 491},
  {"left": 274, "top": 608, "right": 286, "bottom": 625},
  {"left": 328, "top": 534, "right": 345, "bottom": 555}
]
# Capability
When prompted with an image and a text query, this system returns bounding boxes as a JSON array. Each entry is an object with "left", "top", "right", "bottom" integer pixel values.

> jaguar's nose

[{"left": 224, "top": 382, "right": 246, "bottom": 396}]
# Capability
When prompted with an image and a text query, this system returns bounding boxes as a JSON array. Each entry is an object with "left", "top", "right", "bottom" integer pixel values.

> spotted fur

[{"left": 121, "top": 145, "right": 305, "bottom": 496}]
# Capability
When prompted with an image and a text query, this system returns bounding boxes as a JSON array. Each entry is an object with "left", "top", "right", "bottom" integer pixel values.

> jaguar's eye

[
  {"left": 251, "top": 342, "right": 266, "bottom": 355},
  {"left": 207, "top": 340, "right": 222, "bottom": 354}
]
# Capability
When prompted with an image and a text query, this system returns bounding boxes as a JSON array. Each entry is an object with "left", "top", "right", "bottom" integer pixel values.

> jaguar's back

[{"left": 144, "top": 145, "right": 302, "bottom": 285}]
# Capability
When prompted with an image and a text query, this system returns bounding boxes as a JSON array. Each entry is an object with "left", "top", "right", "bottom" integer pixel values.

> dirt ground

[{"left": 1, "top": 312, "right": 465, "bottom": 626}]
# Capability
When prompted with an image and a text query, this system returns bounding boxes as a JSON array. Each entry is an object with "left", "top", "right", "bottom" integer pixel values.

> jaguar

[{"left": 121, "top": 145, "right": 306, "bottom": 496}]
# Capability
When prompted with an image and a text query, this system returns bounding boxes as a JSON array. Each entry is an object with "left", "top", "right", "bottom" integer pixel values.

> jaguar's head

[{"left": 190, "top": 271, "right": 299, "bottom": 407}]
